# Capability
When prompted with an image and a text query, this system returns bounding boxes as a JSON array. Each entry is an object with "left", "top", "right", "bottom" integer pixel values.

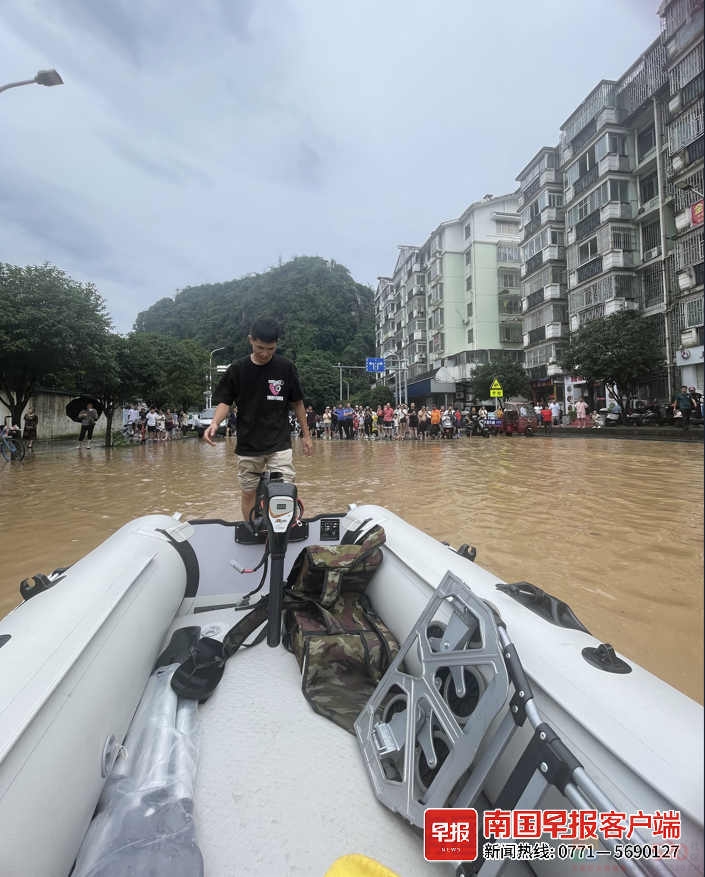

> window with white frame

[
  {"left": 669, "top": 42, "right": 704, "bottom": 93},
  {"left": 496, "top": 221, "right": 519, "bottom": 235},
  {"left": 578, "top": 237, "right": 598, "bottom": 265},
  {"left": 499, "top": 270, "right": 520, "bottom": 289},
  {"left": 642, "top": 220, "right": 660, "bottom": 252},
  {"left": 687, "top": 296, "right": 703, "bottom": 327},
  {"left": 668, "top": 104, "right": 704, "bottom": 153},
  {"left": 497, "top": 243, "right": 521, "bottom": 262},
  {"left": 611, "top": 226, "right": 636, "bottom": 251},
  {"left": 595, "top": 132, "right": 628, "bottom": 161},
  {"left": 467, "top": 328, "right": 474, "bottom": 343}
]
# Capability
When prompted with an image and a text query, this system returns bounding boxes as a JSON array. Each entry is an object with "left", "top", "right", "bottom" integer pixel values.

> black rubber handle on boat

[{"left": 502, "top": 642, "right": 534, "bottom": 725}]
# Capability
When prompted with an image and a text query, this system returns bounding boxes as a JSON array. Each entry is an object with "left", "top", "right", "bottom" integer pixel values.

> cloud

[{"left": 0, "top": 0, "right": 662, "bottom": 333}]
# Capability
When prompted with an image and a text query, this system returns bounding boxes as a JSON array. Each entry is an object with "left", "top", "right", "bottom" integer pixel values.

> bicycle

[{"left": 0, "top": 431, "right": 26, "bottom": 462}]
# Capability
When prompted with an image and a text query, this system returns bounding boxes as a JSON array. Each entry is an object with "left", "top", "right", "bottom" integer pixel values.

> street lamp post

[
  {"left": 0, "top": 69, "right": 63, "bottom": 95},
  {"left": 384, "top": 354, "right": 407, "bottom": 406},
  {"left": 206, "top": 347, "right": 225, "bottom": 409}
]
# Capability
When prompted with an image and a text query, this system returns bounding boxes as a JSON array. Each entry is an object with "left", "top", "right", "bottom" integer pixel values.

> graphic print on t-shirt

[{"left": 267, "top": 379, "right": 284, "bottom": 400}]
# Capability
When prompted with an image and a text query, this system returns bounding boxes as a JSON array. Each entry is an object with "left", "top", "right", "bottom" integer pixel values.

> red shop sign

[{"left": 691, "top": 200, "right": 704, "bottom": 226}]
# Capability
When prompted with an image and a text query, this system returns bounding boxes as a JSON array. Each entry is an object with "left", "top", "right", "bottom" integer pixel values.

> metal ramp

[{"left": 355, "top": 572, "right": 671, "bottom": 877}]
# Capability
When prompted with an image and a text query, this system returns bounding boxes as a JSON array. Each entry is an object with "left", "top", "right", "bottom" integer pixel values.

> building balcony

[
  {"left": 522, "top": 251, "right": 544, "bottom": 277},
  {"left": 543, "top": 206, "right": 565, "bottom": 224},
  {"left": 522, "top": 207, "right": 565, "bottom": 243},
  {"left": 525, "top": 288, "right": 544, "bottom": 311},
  {"left": 573, "top": 165, "right": 600, "bottom": 197},
  {"left": 571, "top": 118, "right": 598, "bottom": 154},
  {"left": 522, "top": 176, "right": 541, "bottom": 203},
  {"left": 527, "top": 326, "right": 546, "bottom": 345},
  {"left": 602, "top": 251, "right": 635, "bottom": 271},
  {"left": 598, "top": 154, "right": 631, "bottom": 175},
  {"left": 540, "top": 168, "right": 559, "bottom": 187},
  {"left": 596, "top": 106, "right": 627, "bottom": 131},
  {"left": 545, "top": 321, "right": 567, "bottom": 339},
  {"left": 499, "top": 312, "right": 523, "bottom": 325},
  {"left": 576, "top": 256, "right": 604, "bottom": 284},
  {"left": 522, "top": 215, "right": 542, "bottom": 240},
  {"left": 604, "top": 298, "right": 640, "bottom": 316},
  {"left": 544, "top": 282, "right": 566, "bottom": 301},
  {"left": 603, "top": 202, "right": 634, "bottom": 222},
  {"left": 666, "top": 14, "right": 703, "bottom": 63},
  {"left": 575, "top": 209, "right": 601, "bottom": 242}
]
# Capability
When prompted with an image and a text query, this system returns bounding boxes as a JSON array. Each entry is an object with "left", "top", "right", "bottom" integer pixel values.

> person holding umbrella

[{"left": 76, "top": 402, "right": 99, "bottom": 449}]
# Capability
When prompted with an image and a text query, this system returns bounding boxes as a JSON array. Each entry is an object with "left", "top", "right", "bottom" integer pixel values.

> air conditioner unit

[
  {"left": 675, "top": 210, "right": 692, "bottom": 231},
  {"left": 678, "top": 267, "right": 696, "bottom": 290},
  {"left": 671, "top": 151, "right": 686, "bottom": 174},
  {"left": 668, "top": 93, "right": 682, "bottom": 116},
  {"left": 643, "top": 246, "right": 661, "bottom": 261},
  {"left": 681, "top": 327, "right": 699, "bottom": 347}
]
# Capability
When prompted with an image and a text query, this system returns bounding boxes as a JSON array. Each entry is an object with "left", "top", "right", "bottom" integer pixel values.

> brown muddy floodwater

[{"left": 0, "top": 434, "right": 702, "bottom": 702}]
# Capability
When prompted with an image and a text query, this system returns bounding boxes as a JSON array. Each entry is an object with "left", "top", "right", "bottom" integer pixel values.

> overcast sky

[{"left": 2, "top": 0, "right": 660, "bottom": 333}]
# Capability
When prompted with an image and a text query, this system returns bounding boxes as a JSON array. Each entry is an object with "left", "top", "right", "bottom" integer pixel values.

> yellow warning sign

[{"left": 490, "top": 379, "right": 503, "bottom": 398}]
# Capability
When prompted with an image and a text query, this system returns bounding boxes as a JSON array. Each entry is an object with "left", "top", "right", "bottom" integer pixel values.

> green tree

[
  {"left": 468, "top": 361, "right": 531, "bottom": 404},
  {"left": 559, "top": 311, "right": 663, "bottom": 414},
  {"left": 119, "top": 333, "right": 209, "bottom": 411},
  {"left": 360, "top": 384, "right": 395, "bottom": 409},
  {"left": 0, "top": 263, "right": 112, "bottom": 426},
  {"left": 74, "top": 334, "right": 127, "bottom": 447},
  {"left": 293, "top": 350, "right": 342, "bottom": 411}
]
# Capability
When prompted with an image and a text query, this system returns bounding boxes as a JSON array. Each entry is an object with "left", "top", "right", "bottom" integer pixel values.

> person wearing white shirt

[{"left": 550, "top": 400, "right": 562, "bottom": 426}]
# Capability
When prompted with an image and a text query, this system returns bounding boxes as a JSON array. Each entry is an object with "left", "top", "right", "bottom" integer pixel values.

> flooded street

[{"left": 1, "top": 434, "right": 702, "bottom": 702}]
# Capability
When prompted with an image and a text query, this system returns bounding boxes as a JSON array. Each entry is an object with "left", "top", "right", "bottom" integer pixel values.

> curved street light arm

[{"left": 0, "top": 69, "right": 63, "bottom": 95}]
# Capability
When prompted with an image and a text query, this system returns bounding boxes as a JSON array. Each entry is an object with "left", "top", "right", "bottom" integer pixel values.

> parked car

[{"left": 193, "top": 408, "right": 227, "bottom": 438}]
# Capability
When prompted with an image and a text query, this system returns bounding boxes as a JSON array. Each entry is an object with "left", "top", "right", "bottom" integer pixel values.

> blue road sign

[{"left": 366, "top": 357, "right": 386, "bottom": 373}]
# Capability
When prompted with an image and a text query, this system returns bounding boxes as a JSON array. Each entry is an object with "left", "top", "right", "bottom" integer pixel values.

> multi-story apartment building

[
  {"left": 375, "top": 245, "right": 428, "bottom": 403},
  {"left": 558, "top": 33, "right": 673, "bottom": 405},
  {"left": 660, "top": 0, "right": 704, "bottom": 392},
  {"left": 556, "top": 1, "right": 704, "bottom": 406},
  {"left": 379, "top": 2, "right": 702, "bottom": 408},
  {"left": 516, "top": 147, "right": 568, "bottom": 402},
  {"left": 376, "top": 194, "right": 522, "bottom": 407}
]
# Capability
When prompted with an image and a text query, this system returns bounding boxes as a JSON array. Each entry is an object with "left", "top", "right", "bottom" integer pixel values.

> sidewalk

[{"left": 533, "top": 422, "right": 703, "bottom": 442}]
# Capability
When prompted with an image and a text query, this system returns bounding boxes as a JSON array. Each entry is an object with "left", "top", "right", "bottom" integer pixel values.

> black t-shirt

[{"left": 212, "top": 354, "right": 304, "bottom": 456}]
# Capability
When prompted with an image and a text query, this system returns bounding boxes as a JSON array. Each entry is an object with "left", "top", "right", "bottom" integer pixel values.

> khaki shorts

[{"left": 237, "top": 449, "right": 296, "bottom": 491}]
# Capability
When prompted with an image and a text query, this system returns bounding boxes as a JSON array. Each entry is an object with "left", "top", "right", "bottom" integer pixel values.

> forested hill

[{"left": 133, "top": 256, "right": 377, "bottom": 407}]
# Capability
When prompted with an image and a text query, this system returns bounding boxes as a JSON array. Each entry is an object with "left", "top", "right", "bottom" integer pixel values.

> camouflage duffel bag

[
  {"left": 287, "top": 524, "right": 386, "bottom": 609},
  {"left": 284, "top": 592, "right": 399, "bottom": 734}
]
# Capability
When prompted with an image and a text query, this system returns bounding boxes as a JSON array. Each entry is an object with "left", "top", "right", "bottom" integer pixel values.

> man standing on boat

[{"left": 204, "top": 318, "right": 313, "bottom": 521}]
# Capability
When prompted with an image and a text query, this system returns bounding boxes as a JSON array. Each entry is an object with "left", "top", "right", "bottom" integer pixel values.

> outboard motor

[{"left": 253, "top": 472, "right": 298, "bottom": 647}]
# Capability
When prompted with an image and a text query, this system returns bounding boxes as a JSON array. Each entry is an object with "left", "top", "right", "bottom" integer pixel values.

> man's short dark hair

[{"left": 250, "top": 317, "right": 280, "bottom": 343}]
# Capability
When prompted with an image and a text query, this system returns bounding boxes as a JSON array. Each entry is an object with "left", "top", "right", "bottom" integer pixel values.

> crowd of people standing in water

[{"left": 298, "top": 402, "right": 532, "bottom": 440}]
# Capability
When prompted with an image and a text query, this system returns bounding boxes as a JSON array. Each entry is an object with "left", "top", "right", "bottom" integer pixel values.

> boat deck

[{"left": 181, "top": 606, "right": 452, "bottom": 877}]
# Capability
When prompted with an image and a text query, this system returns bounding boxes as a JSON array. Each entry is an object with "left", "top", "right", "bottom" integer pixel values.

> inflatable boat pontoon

[{"left": 0, "top": 487, "right": 702, "bottom": 877}]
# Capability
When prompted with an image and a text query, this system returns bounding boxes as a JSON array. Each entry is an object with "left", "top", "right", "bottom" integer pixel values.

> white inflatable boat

[{"left": 0, "top": 497, "right": 702, "bottom": 877}]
